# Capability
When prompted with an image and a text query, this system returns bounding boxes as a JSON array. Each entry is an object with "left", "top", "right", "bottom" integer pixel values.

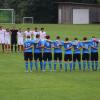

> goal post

[
  {"left": 0, "top": 9, "right": 15, "bottom": 24},
  {"left": 23, "top": 17, "right": 34, "bottom": 24}
]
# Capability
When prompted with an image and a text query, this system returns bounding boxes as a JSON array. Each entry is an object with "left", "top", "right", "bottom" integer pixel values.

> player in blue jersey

[
  {"left": 33, "top": 34, "right": 43, "bottom": 71},
  {"left": 82, "top": 37, "right": 91, "bottom": 71},
  {"left": 53, "top": 36, "right": 64, "bottom": 72},
  {"left": 73, "top": 38, "right": 82, "bottom": 71},
  {"left": 24, "top": 36, "right": 34, "bottom": 72},
  {"left": 64, "top": 37, "right": 73, "bottom": 72},
  {"left": 42, "top": 35, "right": 53, "bottom": 72},
  {"left": 90, "top": 36, "right": 99, "bottom": 71}
]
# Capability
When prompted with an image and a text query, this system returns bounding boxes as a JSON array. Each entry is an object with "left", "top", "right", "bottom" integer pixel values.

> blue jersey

[
  {"left": 53, "top": 40, "right": 64, "bottom": 53},
  {"left": 64, "top": 42, "right": 73, "bottom": 54},
  {"left": 73, "top": 41, "right": 82, "bottom": 54},
  {"left": 82, "top": 41, "right": 91, "bottom": 54},
  {"left": 43, "top": 40, "right": 53, "bottom": 53},
  {"left": 33, "top": 39, "right": 43, "bottom": 53},
  {"left": 90, "top": 40, "right": 99, "bottom": 53},
  {"left": 24, "top": 39, "right": 34, "bottom": 52}
]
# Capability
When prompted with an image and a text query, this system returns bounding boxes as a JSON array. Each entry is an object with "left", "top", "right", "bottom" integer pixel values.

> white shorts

[
  {"left": 5, "top": 38, "right": 10, "bottom": 44},
  {"left": 0, "top": 38, "right": 5, "bottom": 44},
  {"left": 18, "top": 39, "right": 23, "bottom": 45}
]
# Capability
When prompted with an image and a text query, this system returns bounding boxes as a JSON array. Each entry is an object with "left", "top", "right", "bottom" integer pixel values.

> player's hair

[
  {"left": 27, "top": 35, "right": 30, "bottom": 38},
  {"left": 27, "top": 28, "right": 30, "bottom": 30},
  {"left": 56, "top": 36, "right": 60, "bottom": 39},
  {"left": 36, "top": 34, "right": 40, "bottom": 38},
  {"left": 0, "top": 26, "right": 2, "bottom": 28},
  {"left": 41, "top": 28, "right": 44, "bottom": 30},
  {"left": 6, "top": 28, "right": 9, "bottom": 31},
  {"left": 83, "top": 37, "right": 87, "bottom": 40},
  {"left": 74, "top": 37, "right": 78, "bottom": 40},
  {"left": 46, "top": 35, "right": 50, "bottom": 39},
  {"left": 35, "top": 27, "right": 38, "bottom": 30},
  {"left": 92, "top": 36, "right": 95, "bottom": 38},
  {"left": 65, "top": 37, "right": 69, "bottom": 41}
]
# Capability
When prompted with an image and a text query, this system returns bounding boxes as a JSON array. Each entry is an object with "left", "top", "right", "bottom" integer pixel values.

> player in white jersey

[
  {"left": 40, "top": 28, "right": 46, "bottom": 41},
  {"left": 4, "top": 28, "right": 11, "bottom": 53},
  {"left": 0, "top": 26, "right": 5, "bottom": 52},
  {"left": 32, "top": 27, "right": 40, "bottom": 39},
  {"left": 17, "top": 28, "right": 24, "bottom": 52},
  {"left": 24, "top": 28, "right": 33, "bottom": 39}
]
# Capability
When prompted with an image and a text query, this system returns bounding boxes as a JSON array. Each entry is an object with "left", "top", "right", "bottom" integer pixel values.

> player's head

[
  {"left": 12, "top": 26, "right": 16, "bottom": 29},
  {"left": 41, "top": 28, "right": 44, "bottom": 31},
  {"left": 6, "top": 28, "right": 9, "bottom": 32},
  {"left": 27, "top": 35, "right": 30, "bottom": 39},
  {"left": 65, "top": 37, "right": 69, "bottom": 41},
  {"left": 74, "top": 37, "right": 78, "bottom": 40},
  {"left": 0, "top": 26, "right": 2, "bottom": 30},
  {"left": 83, "top": 37, "right": 87, "bottom": 41},
  {"left": 27, "top": 28, "right": 30, "bottom": 31},
  {"left": 56, "top": 36, "right": 60, "bottom": 40},
  {"left": 19, "top": 28, "right": 21, "bottom": 32},
  {"left": 35, "top": 27, "right": 38, "bottom": 31},
  {"left": 36, "top": 34, "right": 40, "bottom": 39},
  {"left": 92, "top": 36, "right": 96, "bottom": 39},
  {"left": 46, "top": 35, "right": 50, "bottom": 39}
]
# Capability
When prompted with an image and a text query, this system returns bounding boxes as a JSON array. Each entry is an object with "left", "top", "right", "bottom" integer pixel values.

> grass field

[{"left": 0, "top": 24, "right": 100, "bottom": 100}]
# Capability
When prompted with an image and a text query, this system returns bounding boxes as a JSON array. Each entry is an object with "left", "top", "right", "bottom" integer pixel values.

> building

[{"left": 56, "top": 2, "right": 100, "bottom": 24}]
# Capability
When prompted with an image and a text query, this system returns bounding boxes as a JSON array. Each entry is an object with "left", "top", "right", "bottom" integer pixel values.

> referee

[{"left": 10, "top": 26, "right": 18, "bottom": 52}]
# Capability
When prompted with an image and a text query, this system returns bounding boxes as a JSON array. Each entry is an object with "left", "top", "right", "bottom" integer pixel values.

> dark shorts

[
  {"left": 73, "top": 54, "right": 81, "bottom": 62},
  {"left": 43, "top": 52, "right": 52, "bottom": 61},
  {"left": 24, "top": 52, "right": 33, "bottom": 61},
  {"left": 34, "top": 53, "right": 42, "bottom": 61},
  {"left": 82, "top": 53, "right": 90, "bottom": 61},
  {"left": 11, "top": 40, "right": 17, "bottom": 45},
  {"left": 91, "top": 52, "right": 98, "bottom": 61},
  {"left": 54, "top": 53, "right": 62, "bottom": 61},
  {"left": 64, "top": 54, "right": 72, "bottom": 61}
]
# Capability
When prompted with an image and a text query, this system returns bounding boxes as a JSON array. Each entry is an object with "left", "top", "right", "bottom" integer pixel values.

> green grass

[{"left": 0, "top": 24, "right": 100, "bottom": 100}]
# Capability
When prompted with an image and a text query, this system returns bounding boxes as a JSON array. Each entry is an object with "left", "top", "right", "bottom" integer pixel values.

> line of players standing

[
  {"left": 24, "top": 33, "right": 100, "bottom": 72},
  {"left": 0, "top": 26, "right": 46, "bottom": 53}
]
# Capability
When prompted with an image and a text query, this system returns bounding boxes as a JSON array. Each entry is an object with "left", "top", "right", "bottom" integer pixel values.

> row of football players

[
  {"left": 0, "top": 26, "right": 46, "bottom": 53},
  {"left": 23, "top": 34, "right": 100, "bottom": 72}
]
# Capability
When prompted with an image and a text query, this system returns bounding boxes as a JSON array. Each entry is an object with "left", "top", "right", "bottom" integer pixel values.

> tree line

[{"left": 0, "top": 0, "right": 100, "bottom": 23}]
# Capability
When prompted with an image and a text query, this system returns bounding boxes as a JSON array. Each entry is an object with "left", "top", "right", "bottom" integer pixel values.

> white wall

[{"left": 73, "top": 9, "right": 89, "bottom": 24}]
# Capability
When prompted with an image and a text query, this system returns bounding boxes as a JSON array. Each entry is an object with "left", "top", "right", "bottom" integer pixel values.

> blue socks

[
  {"left": 65, "top": 63, "right": 68, "bottom": 72},
  {"left": 59, "top": 62, "right": 62, "bottom": 71},
  {"left": 95, "top": 61, "right": 98, "bottom": 71},
  {"left": 73, "top": 62, "right": 76, "bottom": 71},
  {"left": 30, "top": 62, "right": 33, "bottom": 71},
  {"left": 78, "top": 62, "right": 81, "bottom": 71},
  {"left": 43, "top": 61, "right": 46, "bottom": 71},
  {"left": 92, "top": 61, "right": 94, "bottom": 71},
  {"left": 70, "top": 62, "right": 73, "bottom": 72},
  {"left": 40, "top": 62, "right": 43, "bottom": 71},
  {"left": 25, "top": 62, "right": 28, "bottom": 72},
  {"left": 48, "top": 61, "right": 52, "bottom": 71},
  {"left": 83, "top": 61, "right": 86, "bottom": 71},
  {"left": 54, "top": 62, "right": 56, "bottom": 71},
  {"left": 87, "top": 61, "right": 90, "bottom": 71},
  {"left": 35, "top": 61, "right": 38, "bottom": 71}
]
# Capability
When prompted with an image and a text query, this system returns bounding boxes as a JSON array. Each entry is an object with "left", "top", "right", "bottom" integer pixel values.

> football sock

[
  {"left": 25, "top": 62, "right": 28, "bottom": 72},
  {"left": 64, "top": 63, "right": 68, "bottom": 72},
  {"left": 30, "top": 62, "right": 33, "bottom": 71}
]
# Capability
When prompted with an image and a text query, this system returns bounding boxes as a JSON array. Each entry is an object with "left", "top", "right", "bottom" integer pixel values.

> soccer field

[{"left": 0, "top": 24, "right": 100, "bottom": 100}]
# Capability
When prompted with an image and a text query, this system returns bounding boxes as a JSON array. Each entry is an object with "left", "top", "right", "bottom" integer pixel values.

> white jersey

[
  {"left": 17, "top": 32, "right": 24, "bottom": 45},
  {"left": 5, "top": 31, "right": 10, "bottom": 44},
  {"left": 40, "top": 31, "right": 46, "bottom": 40},
  {"left": 24, "top": 31, "right": 32, "bottom": 39},
  {"left": 0, "top": 29, "right": 5, "bottom": 43},
  {"left": 33, "top": 31, "right": 40, "bottom": 39}
]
